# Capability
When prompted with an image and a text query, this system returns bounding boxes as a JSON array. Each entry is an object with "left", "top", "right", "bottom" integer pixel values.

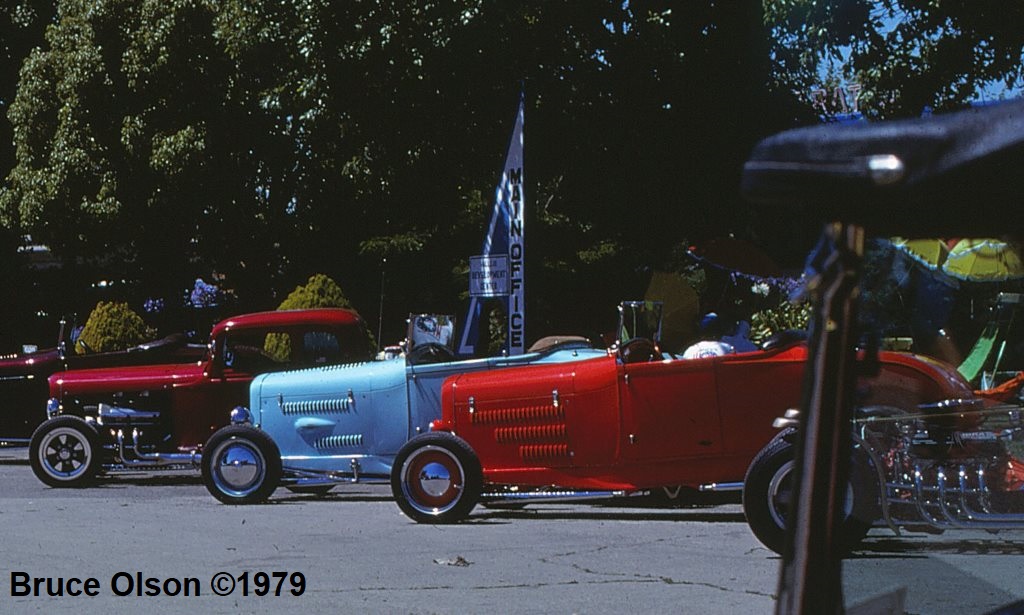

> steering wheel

[
  {"left": 406, "top": 343, "right": 456, "bottom": 365},
  {"left": 619, "top": 338, "right": 661, "bottom": 364}
]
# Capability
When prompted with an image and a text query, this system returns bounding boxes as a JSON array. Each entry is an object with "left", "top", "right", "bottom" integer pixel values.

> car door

[{"left": 618, "top": 356, "right": 724, "bottom": 463}]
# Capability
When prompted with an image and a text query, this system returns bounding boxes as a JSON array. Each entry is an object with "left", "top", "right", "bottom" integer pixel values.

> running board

[{"left": 481, "top": 489, "right": 626, "bottom": 504}]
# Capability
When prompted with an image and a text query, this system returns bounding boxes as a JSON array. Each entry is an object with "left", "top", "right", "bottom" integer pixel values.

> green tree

[
  {"left": 1, "top": 0, "right": 294, "bottom": 307},
  {"left": 3, "top": 2, "right": 804, "bottom": 346},
  {"left": 766, "top": 1, "right": 1024, "bottom": 118}
]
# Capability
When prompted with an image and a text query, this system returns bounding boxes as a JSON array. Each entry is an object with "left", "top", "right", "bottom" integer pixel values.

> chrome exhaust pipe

[{"left": 113, "top": 429, "right": 201, "bottom": 467}]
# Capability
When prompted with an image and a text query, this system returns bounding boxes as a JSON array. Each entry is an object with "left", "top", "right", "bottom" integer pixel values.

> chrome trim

[
  {"left": 480, "top": 489, "right": 627, "bottom": 503},
  {"left": 866, "top": 154, "right": 904, "bottom": 185},
  {"left": 698, "top": 481, "right": 743, "bottom": 492}
]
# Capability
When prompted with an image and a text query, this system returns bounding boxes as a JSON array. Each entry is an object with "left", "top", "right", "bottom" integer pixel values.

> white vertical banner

[
  {"left": 505, "top": 99, "right": 525, "bottom": 354},
  {"left": 458, "top": 96, "right": 525, "bottom": 356}
]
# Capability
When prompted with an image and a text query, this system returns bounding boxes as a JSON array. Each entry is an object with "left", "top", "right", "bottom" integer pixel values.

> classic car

[
  {"left": 200, "top": 313, "right": 606, "bottom": 504},
  {"left": 387, "top": 311, "right": 975, "bottom": 523},
  {"left": 29, "top": 308, "right": 373, "bottom": 487},
  {"left": 0, "top": 320, "right": 207, "bottom": 446}
]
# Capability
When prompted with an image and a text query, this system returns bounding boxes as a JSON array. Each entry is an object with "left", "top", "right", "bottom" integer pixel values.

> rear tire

[
  {"left": 391, "top": 432, "right": 482, "bottom": 523},
  {"left": 742, "top": 436, "right": 874, "bottom": 554}
]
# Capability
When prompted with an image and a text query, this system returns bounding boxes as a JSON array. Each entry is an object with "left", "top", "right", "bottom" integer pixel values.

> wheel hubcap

[
  {"left": 418, "top": 461, "right": 454, "bottom": 497},
  {"left": 211, "top": 440, "right": 265, "bottom": 496}
]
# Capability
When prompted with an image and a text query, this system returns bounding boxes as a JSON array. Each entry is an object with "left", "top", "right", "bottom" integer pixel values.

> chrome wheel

[
  {"left": 391, "top": 433, "right": 482, "bottom": 523},
  {"left": 29, "top": 416, "right": 102, "bottom": 487},
  {"left": 209, "top": 439, "right": 266, "bottom": 497},
  {"left": 400, "top": 445, "right": 466, "bottom": 516},
  {"left": 37, "top": 427, "right": 92, "bottom": 481},
  {"left": 201, "top": 426, "right": 282, "bottom": 505}
]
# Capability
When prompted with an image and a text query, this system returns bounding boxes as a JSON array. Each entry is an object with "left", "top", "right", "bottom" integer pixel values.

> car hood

[
  {"left": 50, "top": 361, "right": 208, "bottom": 395},
  {"left": 252, "top": 358, "right": 395, "bottom": 398}
]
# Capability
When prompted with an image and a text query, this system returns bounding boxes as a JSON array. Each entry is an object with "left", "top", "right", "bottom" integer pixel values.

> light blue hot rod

[{"left": 201, "top": 314, "right": 605, "bottom": 503}]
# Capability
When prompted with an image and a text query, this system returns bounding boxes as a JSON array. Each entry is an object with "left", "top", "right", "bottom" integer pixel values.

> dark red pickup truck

[{"left": 31, "top": 308, "right": 373, "bottom": 487}]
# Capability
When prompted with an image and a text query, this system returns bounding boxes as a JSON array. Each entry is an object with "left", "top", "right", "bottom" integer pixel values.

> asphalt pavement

[{"left": 1, "top": 446, "right": 1023, "bottom": 614}]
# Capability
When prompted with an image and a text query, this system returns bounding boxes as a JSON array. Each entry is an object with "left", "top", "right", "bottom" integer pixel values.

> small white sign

[{"left": 469, "top": 255, "right": 509, "bottom": 297}]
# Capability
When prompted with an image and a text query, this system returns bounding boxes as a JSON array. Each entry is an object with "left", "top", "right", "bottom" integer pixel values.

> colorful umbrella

[
  {"left": 890, "top": 237, "right": 950, "bottom": 270},
  {"left": 942, "top": 238, "right": 1024, "bottom": 281},
  {"left": 644, "top": 271, "right": 699, "bottom": 351}
]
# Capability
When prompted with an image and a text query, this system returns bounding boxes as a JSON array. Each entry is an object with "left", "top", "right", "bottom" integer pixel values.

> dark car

[{"left": 0, "top": 322, "right": 206, "bottom": 446}]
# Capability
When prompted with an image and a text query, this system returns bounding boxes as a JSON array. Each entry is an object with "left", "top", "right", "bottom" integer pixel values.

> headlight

[
  {"left": 229, "top": 406, "right": 253, "bottom": 425},
  {"left": 46, "top": 398, "right": 61, "bottom": 419}
]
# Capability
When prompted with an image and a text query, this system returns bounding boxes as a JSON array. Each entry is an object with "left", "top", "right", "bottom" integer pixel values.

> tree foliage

[
  {"left": 1, "top": 2, "right": 807, "bottom": 345},
  {"left": 276, "top": 273, "right": 351, "bottom": 311},
  {"left": 767, "top": 1, "right": 1024, "bottom": 118}
]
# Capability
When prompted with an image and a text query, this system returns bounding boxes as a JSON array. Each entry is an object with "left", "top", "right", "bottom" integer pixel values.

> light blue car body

[{"left": 247, "top": 342, "right": 606, "bottom": 481}]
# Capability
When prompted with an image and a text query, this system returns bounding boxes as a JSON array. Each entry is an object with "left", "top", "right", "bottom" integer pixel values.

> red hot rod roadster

[{"left": 390, "top": 314, "right": 974, "bottom": 524}]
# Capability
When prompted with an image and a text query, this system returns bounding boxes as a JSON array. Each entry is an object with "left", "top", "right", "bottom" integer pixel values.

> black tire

[
  {"left": 742, "top": 436, "right": 874, "bottom": 555},
  {"left": 29, "top": 416, "right": 102, "bottom": 487},
  {"left": 202, "top": 425, "right": 282, "bottom": 505},
  {"left": 285, "top": 484, "right": 335, "bottom": 496},
  {"left": 391, "top": 432, "right": 482, "bottom": 523}
]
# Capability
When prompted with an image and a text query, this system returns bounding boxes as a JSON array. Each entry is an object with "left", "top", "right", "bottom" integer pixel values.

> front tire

[
  {"left": 30, "top": 416, "right": 102, "bottom": 487},
  {"left": 391, "top": 432, "right": 482, "bottom": 523},
  {"left": 742, "top": 435, "right": 874, "bottom": 554},
  {"left": 202, "top": 426, "right": 282, "bottom": 504}
]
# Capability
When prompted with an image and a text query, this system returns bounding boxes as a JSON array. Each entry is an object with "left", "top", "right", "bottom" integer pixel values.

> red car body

[
  {"left": 390, "top": 341, "right": 973, "bottom": 522},
  {"left": 32, "top": 308, "right": 372, "bottom": 487}
]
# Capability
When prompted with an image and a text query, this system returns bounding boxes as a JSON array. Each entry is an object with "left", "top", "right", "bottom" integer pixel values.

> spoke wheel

[
  {"left": 30, "top": 416, "right": 101, "bottom": 488},
  {"left": 202, "top": 426, "right": 282, "bottom": 505},
  {"left": 391, "top": 433, "right": 481, "bottom": 523}
]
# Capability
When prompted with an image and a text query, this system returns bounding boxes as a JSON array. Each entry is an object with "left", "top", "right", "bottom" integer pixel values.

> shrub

[
  {"left": 76, "top": 302, "right": 156, "bottom": 355},
  {"left": 276, "top": 274, "right": 351, "bottom": 311}
]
